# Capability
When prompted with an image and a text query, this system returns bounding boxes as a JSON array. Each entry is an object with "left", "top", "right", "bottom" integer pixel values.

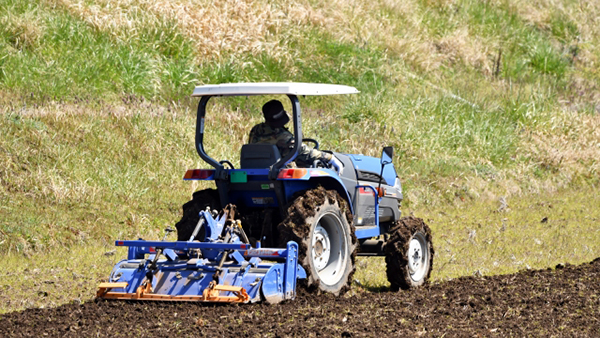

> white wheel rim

[
  {"left": 407, "top": 232, "right": 429, "bottom": 282},
  {"left": 311, "top": 213, "right": 348, "bottom": 286}
]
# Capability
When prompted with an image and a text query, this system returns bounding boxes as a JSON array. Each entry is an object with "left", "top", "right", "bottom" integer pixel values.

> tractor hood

[{"left": 348, "top": 154, "right": 397, "bottom": 186}]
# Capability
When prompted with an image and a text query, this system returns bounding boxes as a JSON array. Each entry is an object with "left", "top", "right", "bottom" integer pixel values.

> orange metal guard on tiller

[{"left": 96, "top": 281, "right": 250, "bottom": 303}]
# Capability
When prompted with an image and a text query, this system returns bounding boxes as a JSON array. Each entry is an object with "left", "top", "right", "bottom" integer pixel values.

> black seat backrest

[{"left": 240, "top": 144, "right": 282, "bottom": 169}]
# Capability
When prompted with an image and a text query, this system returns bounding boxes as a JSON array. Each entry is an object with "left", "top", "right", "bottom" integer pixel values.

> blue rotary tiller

[{"left": 97, "top": 207, "right": 306, "bottom": 304}]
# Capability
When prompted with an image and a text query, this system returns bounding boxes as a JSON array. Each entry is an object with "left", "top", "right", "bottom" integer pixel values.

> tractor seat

[{"left": 240, "top": 144, "right": 281, "bottom": 169}]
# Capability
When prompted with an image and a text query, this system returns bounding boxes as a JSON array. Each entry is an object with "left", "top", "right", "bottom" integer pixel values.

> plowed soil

[{"left": 1, "top": 258, "right": 598, "bottom": 337}]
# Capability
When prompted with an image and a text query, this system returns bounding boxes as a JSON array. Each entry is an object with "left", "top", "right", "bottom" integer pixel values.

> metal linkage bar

[
  {"left": 118, "top": 240, "right": 293, "bottom": 259},
  {"left": 116, "top": 240, "right": 252, "bottom": 251}
]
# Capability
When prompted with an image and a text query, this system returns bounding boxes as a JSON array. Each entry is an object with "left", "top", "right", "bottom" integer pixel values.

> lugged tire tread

[{"left": 385, "top": 216, "right": 434, "bottom": 291}]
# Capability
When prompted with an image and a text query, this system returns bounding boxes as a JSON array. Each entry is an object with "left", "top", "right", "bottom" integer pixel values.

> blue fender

[{"left": 278, "top": 168, "right": 354, "bottom": 214}]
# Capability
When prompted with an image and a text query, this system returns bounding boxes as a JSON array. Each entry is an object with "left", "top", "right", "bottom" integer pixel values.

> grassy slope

[{"left": 1, "top": 0, "right": 599, "bottom": 312}]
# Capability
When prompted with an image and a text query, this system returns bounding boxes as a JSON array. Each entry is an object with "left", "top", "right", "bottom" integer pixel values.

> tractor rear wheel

[
  {"left": 278, "top": 187, "right": 357, "bottom": 295},
  {"left": 175, "top": 189, "right": 221, "bottom": 241},
  {"left": 384, "top": 216, "right": 434, "bottom": 291}
]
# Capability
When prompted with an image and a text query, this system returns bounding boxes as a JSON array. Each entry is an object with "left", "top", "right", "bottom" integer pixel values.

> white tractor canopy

[{"left": 192, "top": 82, "right": 359, "bottom": 97}]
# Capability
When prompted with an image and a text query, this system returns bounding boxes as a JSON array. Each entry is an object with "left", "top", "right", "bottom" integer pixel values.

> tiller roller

[{"left": 97, "top": 206, "right": 305, "bottom": 304}]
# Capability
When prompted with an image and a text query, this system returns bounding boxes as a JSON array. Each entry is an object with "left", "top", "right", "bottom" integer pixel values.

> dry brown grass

[
  {"left": 435, "top": 28, "right": 495, "bottom": 74},
  {"left": 513, "top": 0, "right": 600, "bottom": 39},
  {"left": 525, "top": 110, "right": 600, "bottom": 179},
  {"left": 442, "top": 108, "right": 600, "bottom": 204},
  {"left": 1, "top": 10, "right": 46, "bottom": 50},
  {"left": 403, "top": 105, "right": 600, "bottom": 208},
  {"left": 54, "top": 0, "right": 599, "bottom": 81},
  {"left": 50, "top": 0, "right": 494, "bottom": 72},
  {"left": 55, "top": 0, "right": 290, "bottom": 59},
  {"left": 512, "top": 0, "right": 600, "bottom": 66},
  {"left": 6, "top": 98, "right": 185, "bottom": 118},
  {"left": 298, "top": 0, "right": 498, "bottom": 72}
]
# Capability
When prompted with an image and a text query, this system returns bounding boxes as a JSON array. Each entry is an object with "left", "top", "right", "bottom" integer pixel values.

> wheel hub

[
  {"left": 407, "top": 233, "right": 429, "bottom": 282},
  {"left": 408, "top": 240, "right": 422, "bottom": 272},
  {"left": 312, "top": 225, "right": 331, "bottom": 271}
]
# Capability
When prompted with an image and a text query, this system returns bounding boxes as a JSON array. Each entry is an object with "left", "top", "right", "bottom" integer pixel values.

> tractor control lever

[{"left": 161, "top": 227, "right": 175, "bottom": 241}]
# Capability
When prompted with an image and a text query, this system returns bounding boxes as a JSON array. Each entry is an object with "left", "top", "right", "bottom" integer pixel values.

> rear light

[
  {"left": 358, "top": 187, "right": 385, "bottom": 197},
  {"left": 277, "top": 168, "right": 308, "bottom": 179},
  {"left": 184, "top": 169, "right": 215, "bottom": 180}
]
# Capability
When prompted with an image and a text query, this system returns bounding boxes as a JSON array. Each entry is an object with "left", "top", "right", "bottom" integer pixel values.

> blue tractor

[
  {"left": 177, "top": 83, "right": 433, "bottom": 293},
  {"left": 98, "top": 83, "right": 433, "bottom": 303}
]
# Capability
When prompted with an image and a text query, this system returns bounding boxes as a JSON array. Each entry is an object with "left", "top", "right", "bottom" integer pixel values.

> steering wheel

[
  {"left": 312, "top": 158, "right": 329, "bottom": 169},
  {"left": 219, "top": 160, "right": 235, "bottom": 169},
  {"left": 302, "top": 138, "right": 319, "bottom": 150}
]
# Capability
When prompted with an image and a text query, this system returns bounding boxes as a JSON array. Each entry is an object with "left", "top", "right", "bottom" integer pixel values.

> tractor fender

[{"left": 279, "top": 168, "right": 354, "bottom": 214}]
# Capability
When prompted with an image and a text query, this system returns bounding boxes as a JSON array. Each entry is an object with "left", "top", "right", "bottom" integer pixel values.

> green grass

[
  {"left": 0, "top": 244, "right": 127, "bottom": 313},
  {"left": 355, "top": 185, "right": 600, "bottom": 289},
  {"left": 1, "top": 105, "right": 199, "bottom": 253},
  {"left": 1, "top": 185, "right": 598, "bottom": 314},
  {"left": 0, "top": 0, "right": 198, "bottom": 100}
]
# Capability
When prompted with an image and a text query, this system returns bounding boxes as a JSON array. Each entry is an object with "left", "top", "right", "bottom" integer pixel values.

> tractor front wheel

[
  {"left": 278, "top": 187, "right": 356, "bottom": 295},
  {"left": 384, "top": 216, "right": 434, "bottom": 291}
]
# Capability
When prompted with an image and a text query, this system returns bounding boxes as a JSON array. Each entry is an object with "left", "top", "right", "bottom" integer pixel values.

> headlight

[{"left": 394, "top": 177, "right": 402, "bottom": 194}]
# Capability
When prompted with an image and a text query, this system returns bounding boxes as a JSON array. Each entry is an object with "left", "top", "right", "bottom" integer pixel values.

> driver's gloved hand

[{"left": 328, "top": 156, "right": 344, "bottom": 175}]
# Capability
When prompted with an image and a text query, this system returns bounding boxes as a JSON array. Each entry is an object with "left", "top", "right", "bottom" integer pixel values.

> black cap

[{"left": 262, "top": 100, "right": 290, "bottom": 128}]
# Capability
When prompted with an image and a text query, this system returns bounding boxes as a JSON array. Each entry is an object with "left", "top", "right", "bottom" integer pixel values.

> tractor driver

[{"left": 249, "top": 99, "right": 343, "bottom": 173}]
